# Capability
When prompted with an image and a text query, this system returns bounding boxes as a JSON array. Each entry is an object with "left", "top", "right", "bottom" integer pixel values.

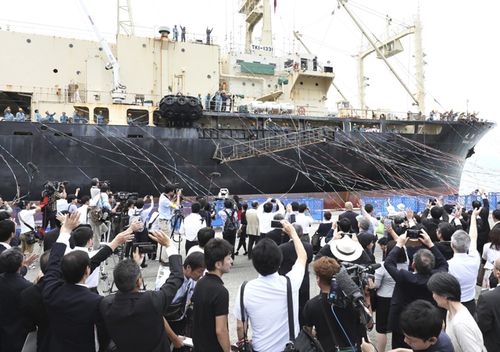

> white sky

[{"left": 1, "top": 0, "right": 499, "bottom": 192}]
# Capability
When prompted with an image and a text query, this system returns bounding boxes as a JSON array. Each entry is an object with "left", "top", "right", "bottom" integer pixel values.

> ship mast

[
  {"left": 239, "top": 0, "right": 273, "bottom": 54},
  {"left": 77, "top": 0, "right": 127, "bottom": 103},
  {"left": 338, "top": 0, "right": 421, "bottom": 111},
  {"left": 117, "top": 0, "right": 135, "bottom": 36}
]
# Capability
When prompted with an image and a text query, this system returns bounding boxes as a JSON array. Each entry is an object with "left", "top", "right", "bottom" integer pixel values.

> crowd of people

[
  {"left": 1, "top": 106, "right": 107, "bottom": 125},
  {"left": 0, "top": 181, "right": 500, "bottom": 352}
]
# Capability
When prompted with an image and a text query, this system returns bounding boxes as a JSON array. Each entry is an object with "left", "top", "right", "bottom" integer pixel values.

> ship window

[
  {"left": 315, "top": 83, "right": 319, "bottom": 86},
  {"left": 13, "top": 131, "right": 33, "bottom": 136},
  {"left": 252, "top": 83, "right": 255, "bottom": 87},
  {"left": 181, "top": 48, "right": 185, "bottom": 52},
  {"left": 127, "top": 134, "right": 143, "bottom": 138},
  {"left": 207, "top": 74, "right": 211, "bottom": 79},
  {"left": 98, "top": 47, "right": 103, "bottom": 51},
  {"left": 26, "top": 39, "right": 31, "bottom": 43},
  {"left": 76, "top": 70, "right": 81, "bottom": 75},
  {"left": 300, "top": 82, "right": 303, "bottom": 85},
  {"left": 53, "top": 69, "right": 58, "bottom": 73},
  {"left": 93, "top": 107, "right": 109, "bottom": 125},
  {"left": 242, "top": 82, "right": 246, "bottom": 86},
  {"left": 268, "top": 84, "right": 271, "bottom": 88},
  {"left": 142, "top": 43, "right": 147, "bottom": 48},
  {"left": 386, "top": 124, "right": 415, "bottom": 134},
  {"left": 69, "top": 43, "right": 74, "bottom": 48},
  {"left": 417, "top": 124, "right": 443, "bottom": 135},
  {"left": 126, "top": 109, "right": 149, "bottom": 126}
]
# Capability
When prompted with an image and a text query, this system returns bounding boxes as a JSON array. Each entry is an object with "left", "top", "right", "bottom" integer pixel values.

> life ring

[{"left": 298, "top": 107, "right": 306, "bottom": 115}]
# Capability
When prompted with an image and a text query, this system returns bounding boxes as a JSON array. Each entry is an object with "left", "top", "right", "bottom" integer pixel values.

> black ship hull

[{"left": 0, "top": 118, "right": 494, "bottom": 200}]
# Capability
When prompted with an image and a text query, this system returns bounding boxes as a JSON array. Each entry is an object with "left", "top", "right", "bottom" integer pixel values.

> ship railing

[
  {"left": 337, "top": 107, "right": 426, "bottom": 121},
  {"left": 213, "top": 127, "right": 331, "bottom": 163}
]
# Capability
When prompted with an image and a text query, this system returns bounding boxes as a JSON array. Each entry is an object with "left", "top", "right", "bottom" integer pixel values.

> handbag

[
  {"left": 89, "top": 194, "right": 111, "bottom": 223},
  {"left": 234, "top": 281, "right": 253, "bottom": 352},
  {"left": 282, "top": 277, "right": 324, "bottom": 352},
  {"left": 18, "top": 213, "right": 38, "bottom": 245},
  {"left": 477, "top": 262, "right": 486, "bottom": 286}
]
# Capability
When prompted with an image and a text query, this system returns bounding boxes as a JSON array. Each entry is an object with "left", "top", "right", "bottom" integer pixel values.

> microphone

[{"left": 335, "top": 268, "right": 364, "bottom": 308}]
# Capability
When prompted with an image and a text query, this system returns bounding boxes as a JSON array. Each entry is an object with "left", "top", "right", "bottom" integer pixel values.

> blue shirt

[
  {"left": 158, "top": 193, "right": 178, "bottom": 220},
  {"left": 73, "top": 113, "right": 80, "bottom": 123},
  {"left": 96, "top": 193, "right": 111, "bottom": 210},
  {"left": 424, "top": 332, "right": 454, "bottom": 352},
  {"left": 34, "top": 112, "right": 42, "bottom": 122},
  {"left": 15, "top": 112, "right": 25, "bottom": 121},
  {"left": 96, "top": 114, "right": 104, "bottom": 125},
  {"left": 60, "top": 114, "right": 68, "bottom": 123},
  {"left": 3, "top": 112, "right": 14, "bottom": 121}
]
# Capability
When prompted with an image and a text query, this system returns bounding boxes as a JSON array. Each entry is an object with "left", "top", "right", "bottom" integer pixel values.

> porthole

[{"left": 26, "top": 38, "right": 31, "bottom": 43}]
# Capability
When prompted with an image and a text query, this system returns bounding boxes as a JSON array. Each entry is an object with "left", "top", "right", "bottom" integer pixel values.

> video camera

[
  {"left": 328, "top": 263, "right": 380, "bottom": 308},
  {"left": 43, "top": 180, "right": 68, "bottom": 196},
  {"left": 114, "top": 191, "right": 139, "bottom": 203}
]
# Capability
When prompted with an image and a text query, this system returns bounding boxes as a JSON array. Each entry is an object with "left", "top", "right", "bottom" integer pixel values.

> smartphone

[{"left": 271, "top": 220, "right": 283, "bottom": 228}]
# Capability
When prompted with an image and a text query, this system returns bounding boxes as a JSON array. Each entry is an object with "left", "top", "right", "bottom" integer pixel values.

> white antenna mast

[{"left": 117, "top": 0, "right": 135, "bottom": 36}]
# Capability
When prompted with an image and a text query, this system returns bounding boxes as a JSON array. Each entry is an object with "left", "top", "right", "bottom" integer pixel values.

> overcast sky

[{"left": 1, "top": 0, "right": 499, "bottom": 192}]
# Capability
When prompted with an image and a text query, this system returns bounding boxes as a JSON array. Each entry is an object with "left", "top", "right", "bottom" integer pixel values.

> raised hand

[{"left": 148, "top": 230, "right": 171, "bottom": 247}]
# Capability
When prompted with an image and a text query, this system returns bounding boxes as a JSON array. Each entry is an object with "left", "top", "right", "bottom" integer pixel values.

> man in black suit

[
  {"left": 263, "top": 213, "right": 286, "bottom": 246},
  {"left": 21, "top": 224, "right": 135, "bottom": 352},
  {"left": 0, "top": 247, "right": 33, "bottom": 352},
  {"left": 477, "top": 257, "right": 500, "bottom": 352},
  {"left": 422, "top": 206, "right": 446, "bottom": 242},
  {"left": 384, "top": 229, "right": 448, "bottom": 349},
  {"left": 338, "top": 201, "right": 359, "bottom": 233},
  {"left": 469, "top": 195, "right": 490, "bottom": 255},
  {"left": 278, "top": 223, "right": 313, "bottom": 326},
  {"left": 42, "top": 212, "right": 134, "bottom": 352},
  {"left": 100, "top": 230, "right": 184, "bottom": 352},
  {"left": 0, "top": 219, "right": 37, "bottom": 274}
]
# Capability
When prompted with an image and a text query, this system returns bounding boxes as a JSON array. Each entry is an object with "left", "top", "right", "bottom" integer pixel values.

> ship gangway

[{"left": 212, "top": 127, "right": 332, "bottom": 163}]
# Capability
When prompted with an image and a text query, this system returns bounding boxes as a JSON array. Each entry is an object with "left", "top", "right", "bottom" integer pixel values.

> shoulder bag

[
  {"left": 233, "top": 280, "right": 253, "bottom": 351},
  {"left": 18, "top": 212, "right": 38, "bottom": 245},
  {"left": 282, "top": 277, "right": 324, "bottom": 352}
]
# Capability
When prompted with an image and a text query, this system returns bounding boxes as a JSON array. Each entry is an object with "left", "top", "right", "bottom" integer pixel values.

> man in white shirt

[
  {"left": 77, "top": 196, "right": 90, "bottom": 225},
  {"left": 187, "top": 227, "right": 215, "bottom": 256},
  {"left": 234, "top": 220, "right": 306, "bottom": 352},
  {"left": 258, "top": 198, "right": 285, "bottom": 236},
  {"left": 180, "top": 203, "right": 206, "bottom": 254},
  {"left": 245, "top": 201, "right": 260, "bottom": 260},
  {"left": 158, "top": 185, "right": 181, "bottom": 235},
  {"left": 448, "top": 207, "right": 481, "bottom": 316},
  {"left": 295, "top": 203, "right": 314, "bottom": 236},
  {"left": 18, "top": 201, "right": 42, "bottom": 254}
]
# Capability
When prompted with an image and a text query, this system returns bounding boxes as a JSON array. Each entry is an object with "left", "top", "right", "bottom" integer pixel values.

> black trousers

[
  {"left": 247, "top": 235, "right": 261, "bottom": 259},
  {"left": 185, "top": 240, "right": 198, "bottom": 255},
  {"left": 43, "top": 209, "right": 57, "bottom": 230},
  {"left": 463, "top": 298, "right": 476, "bottom": 317},
  {"left": 223, "top": 232, "right": 236, "bottom": 259}
]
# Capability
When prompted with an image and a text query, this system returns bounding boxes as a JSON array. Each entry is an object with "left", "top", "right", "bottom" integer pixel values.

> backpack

[{"left": 223, "top": 209, "right": 238, "bottom": 236}]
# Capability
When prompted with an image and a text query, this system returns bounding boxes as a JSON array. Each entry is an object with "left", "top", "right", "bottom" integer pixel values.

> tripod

[{"left": 169, "top": 209, "right": 185, "bottom": 254}]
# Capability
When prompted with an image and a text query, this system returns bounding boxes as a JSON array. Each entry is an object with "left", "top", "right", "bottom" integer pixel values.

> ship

[{"left": 0, "top": 0, "right": 495, "bottom": 202}]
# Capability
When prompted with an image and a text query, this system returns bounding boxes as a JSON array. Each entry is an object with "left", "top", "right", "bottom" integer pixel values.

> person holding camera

[
  {"left": 180, "top": 202, "right": 206, "bottom": 255},
  {"left": 159, "top": 185, "right": 182, "bottom": 236},
  {"left": 18, "top": 201, "right": 42, "bottom": 256},
  {"left": 303, "top": 256, "right": 367, "bottom": 351},
  {"left": 99, "top": 230, "right": 184, "bottom": 352},
  {"left": 384, "top": 229, "right": 448, "bottom": 349}
]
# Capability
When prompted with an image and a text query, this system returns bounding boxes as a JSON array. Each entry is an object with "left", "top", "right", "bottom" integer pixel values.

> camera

[
  {"left": 43, "top": 180, "right": 68, "bottom": 195},
  {"left": 407, "top": 228, "right": 422, "bottom": 240},
  {"left": 271, "top": 220, "right": 283, "bottom": 228},
  {"left": 133, "top": 242, "right": 158, "bottom": 255}
]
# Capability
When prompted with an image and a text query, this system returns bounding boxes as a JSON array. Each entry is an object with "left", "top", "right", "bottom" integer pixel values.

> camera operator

[
  {"left": 197, "top": 197, "right": 216, "bottom": 228},
  {"left": 89, "top": 181, "right": 112, "bottom": 250},
  {"left": 40, "top": 181, "right": 66, "bottom": 230},
  {"left": 159, "top": 185, "right": 182, "bottom": 235},
  {"left": 303, "top": 256, "right": 367, "bottom": 351}
]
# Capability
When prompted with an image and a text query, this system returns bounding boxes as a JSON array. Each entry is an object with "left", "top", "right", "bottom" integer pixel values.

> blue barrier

[
  {"left": 362, "top": 192, "right": 500, "bottom": 217},
  {"left": 211, "top": 197, "right": 324, "bottom": 227}
]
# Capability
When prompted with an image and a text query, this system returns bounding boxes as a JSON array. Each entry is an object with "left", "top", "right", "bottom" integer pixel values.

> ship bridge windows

[
  {"left": 386, "top": 124, "right": 416, "bottom": 134},
  {"left": 416, "top": 124, "right": 443, "bottom": 135},
  {"left": 126, "top": 109, "right": 149, "bottom": 126},
  {"left": 93, "top": 107, "right": 109, "bottom": 125}
]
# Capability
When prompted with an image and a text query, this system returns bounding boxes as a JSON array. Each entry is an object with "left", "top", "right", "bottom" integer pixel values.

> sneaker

[
  {"left": 234, "top": 251, "right": 239, "bottom": 256},
  {"left": 243, "top": 251, "right": 248, "bottom": 256}
]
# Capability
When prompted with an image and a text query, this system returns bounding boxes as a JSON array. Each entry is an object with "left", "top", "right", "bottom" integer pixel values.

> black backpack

[{"left": 223, "top": 209, "right": 238, "bottom": 235}]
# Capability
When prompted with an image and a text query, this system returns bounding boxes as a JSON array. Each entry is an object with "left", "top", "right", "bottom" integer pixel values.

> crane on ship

[{"left": 77, "top": 0, "right": 127, "bottom": 103}]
